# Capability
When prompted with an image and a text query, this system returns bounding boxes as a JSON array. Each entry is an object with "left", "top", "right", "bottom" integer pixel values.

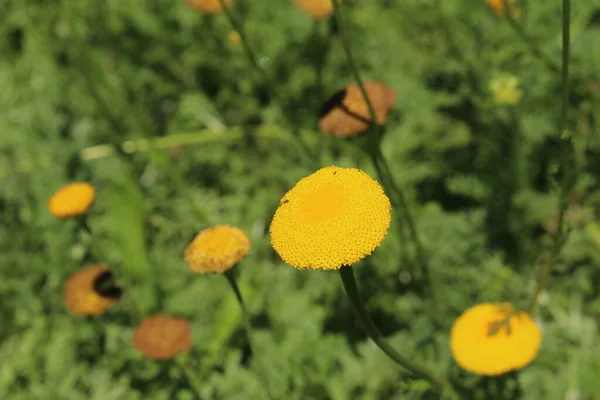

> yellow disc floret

[
  {"left": 48, "top": 182, "right": 95, "bottom": 219},
  {"left": 269, "top": 166, "right": 391, "bottom": 270},
  {"left": 184, "top": 225, "right": 251, "bottom": 274},
  {"left": 450, "top": 303, "right": 542, "bottom": 376}
]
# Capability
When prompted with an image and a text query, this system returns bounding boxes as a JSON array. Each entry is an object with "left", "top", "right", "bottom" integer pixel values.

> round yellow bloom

[
  {"left": 450, "top": 303, "right": 542, "bottom": 376},
  {"left": 292, "top": 0, "right": 342, "bottom": 19},
  {"left": 48, "top": 182, "right": 95, "bottom": 219},
  {"left": 186, "top": 0, "right": 234, "bottom": 14},
  {"left": 63, "top": 265, "right": 121, "bottom": 316},
  {"left": 270, "top": 166, "right": 391, "bottom": 270},
  {"left": 490, "top": 76, "right": 523, "bottom": 105},
  {"left": 184, "top": 225, "right": 251, "bottom": 273},
  {"left": 133, "top": 314, "right": 192, "bottom": 360},
  {"left": 229, "top": 31, "right": 241, "bottom": 45},
  {"left": 487, "top": 0, "right": 520, "bottom": 17}
]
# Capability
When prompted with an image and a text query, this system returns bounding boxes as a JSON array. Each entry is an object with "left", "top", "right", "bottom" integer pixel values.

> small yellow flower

[
  {"left": 133, "top": 314, "right": 193, "bottom": 360},
  {"left": 270, "top": 166, "right": 391, "bottom": 270},
  {"left": 63, "top": 265, "right": 121, "bottom": 316},
  {"left": 186, "top": 0, "right": 234, "bottom": 14},
  {"left": 292, "top": 0, "right": 342, "bottom": 19},
  {"left": 490, "top": 76, "right": 523, "bottom": 105},
  {"left": 48, "top": 182, "right": 95, "bottom": 219},
  {"left": 229, "top": 31, "right": 241, "bottom": 45},
  {"left": 450, "top": 303, "right": 542, "bottom": 376},
  {"left": 319, "top": 81, "right": 396, "bottom": 138},
  {"left": 185, "top": 225, "right": 251, "bottom": 273},
  {"left": 487, "top": 0, "right": 520, "bottom": 17}
]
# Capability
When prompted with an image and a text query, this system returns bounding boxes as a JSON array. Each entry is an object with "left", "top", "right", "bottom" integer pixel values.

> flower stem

[
  {"left": 525, "top": 0, "right": 572, "bottom": 313},
  {"left": 500, "top": 0, "right": 560, "bottom": 74},
  {"left": 331, "top": 0, "right": 378, "bottom": 130},
  {"left": 338, "top": 265, "right": 442, "bottom": 387},
  {"left": 216, "top": 0, "right": 316, "bottom": 165},
  {"left": 224, "top": 269, "right": 274, "bottom": 399}
]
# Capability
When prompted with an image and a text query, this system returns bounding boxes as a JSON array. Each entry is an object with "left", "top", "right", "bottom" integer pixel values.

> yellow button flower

[
  {"left": 186, "top": 0, "right": 234, "bottom": 14},
  {"left": 270, "top": 166, "right": 391, "bottom": 270},
  {"left": 487, "top": 0, "right": 520, "bottom": 17},
  {"left": 229, "top": 31, "right": 241, "bottom": 45},
  {"left": 48, "top": 182, "right": 95, "bottom": 219},
  {"left": 490, "top": 76, "right": 523, "bottom": 105},
  {"left": 133, "top": 314, "right": 193, "bottom": 360},
  {"left": 450, "top": 303, "right": 542, "bottom": 376},
  {"left": 292, "top": 0, "right": 343, "bottom": 19},
  {"left": 63, "top": 265, "right": 121, "bottom": 316},
  {"left": 319, "top": 81, "right": 396, "bottom": 138},
  {"left": 185, "top": 225, "right": 251, "bottom": 274}
]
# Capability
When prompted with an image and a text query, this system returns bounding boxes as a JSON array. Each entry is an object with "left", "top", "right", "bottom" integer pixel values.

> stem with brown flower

[{"left": 331, "top": 1, "right": 433, "bottom": 295}]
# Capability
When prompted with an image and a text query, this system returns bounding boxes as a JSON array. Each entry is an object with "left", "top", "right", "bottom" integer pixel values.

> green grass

[{"left": 2, "top": 0, "right": 600, "bottom": 399}]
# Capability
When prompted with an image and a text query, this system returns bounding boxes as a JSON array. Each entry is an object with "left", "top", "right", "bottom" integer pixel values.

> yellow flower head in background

[
  {"left": 487, "top": 0, "right": 520, "bottom": 18},
  {"left": 490, "top": 76, "right": 523, "bottom": 105},
  {"left": 450, "top": 303, "right": 542, "bottom": 376},
  {"left": 63, "top": 265, "right": 122, "bottom": 316},
  {"left": 186, "top": 0, "right": 234, "bottom": 14},
  {"left": 229, "top": 31, "right": 241, "bottom": 45},
  {"left": 185, "top": 225, "right": 251, "bottom": 273},
  {"left": 48, "top": 182, "right": 95, "bottom": 219},
  {"left": 319, "top": 81, "right": 396, "bottom": 138},
  {"left": 293, "top": 0, "right": 343, "bottom": 19},
  {"left": 270, "top": 166, "right": 391, "bottom": 270},
  {"left": 133, "top": 314, "right": 193, "bottom": 360}
]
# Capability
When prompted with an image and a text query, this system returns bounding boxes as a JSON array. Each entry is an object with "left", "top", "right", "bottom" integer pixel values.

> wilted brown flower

[
  {"left": 133, "top": 314, "right": 193, "bottom": 360},
  {"left": 63, "top": 265, "right": 122, "bottom": 316},
  {"left": 319, "top": 81, "right": 396, "bottom": 138}
]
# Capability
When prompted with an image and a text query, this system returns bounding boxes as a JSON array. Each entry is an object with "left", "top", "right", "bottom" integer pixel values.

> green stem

[
  {"left": 216, "top": 0, "right": 263, "bottom": 78},
  {"left": 338, "top": 266, "right": 442, "bottom": 387},
  {"left": 224, "top": 270, "right": 274, "bottom": 399},
  {"left": 176, "top": 355, "right": 204, "bottom": 399},
  {"left": 500, "top": 0, "right": 560, "bottom": 74},
  {"left": 331, "top": 1, "right": 379, "bottom": 129},
  {"left": 375, "top": 148, "right": 431, "bottom": 288},
  {"left": 525, "top": 0, "right": 572, "bottom": 314},
  {"left": 216, "top": 0, "right": 316, "bottom": 165}
]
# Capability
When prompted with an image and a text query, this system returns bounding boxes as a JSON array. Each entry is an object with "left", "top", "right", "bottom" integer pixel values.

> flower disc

[
  {"left": 450, "top": 303, "right": 542, "bottom": 376},
  {"left": 48, "top": 182, "right": 95, "bottom": 219},
  {"left": 269, "top": 166, "right": 391, "bottom": 270},
  {"left": 185, "top": 225, "right": 251, "bottom": 274}
]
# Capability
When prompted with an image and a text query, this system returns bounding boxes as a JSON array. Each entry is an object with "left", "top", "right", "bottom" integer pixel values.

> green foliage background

[{"left": 1, "top": 0, "right": 600, "bottom": 399}]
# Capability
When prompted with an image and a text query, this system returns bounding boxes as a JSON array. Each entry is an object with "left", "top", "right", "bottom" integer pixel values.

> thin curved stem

[
  {"left": 526, "top": 0, "right": 572, "bottom": 313},
  {"left": 331, "top": 0, "right": 378, "bottom": 130},
  {"left": 501, "top": 0, "right": 560, "bottom": 74},
  {"left": 224, "top": 270, "right": 274, "bottom": 400},
  {"left": 338, "top": 266, "right": 442, "bottom": 387},
  {"left": 216, "top": 0, "right": 316, "bottom": 165}
]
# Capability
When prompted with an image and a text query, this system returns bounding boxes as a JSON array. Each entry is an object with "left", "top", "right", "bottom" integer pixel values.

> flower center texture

[{"left": 300, "top": 181, "right": 347, "bottom": 222}]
